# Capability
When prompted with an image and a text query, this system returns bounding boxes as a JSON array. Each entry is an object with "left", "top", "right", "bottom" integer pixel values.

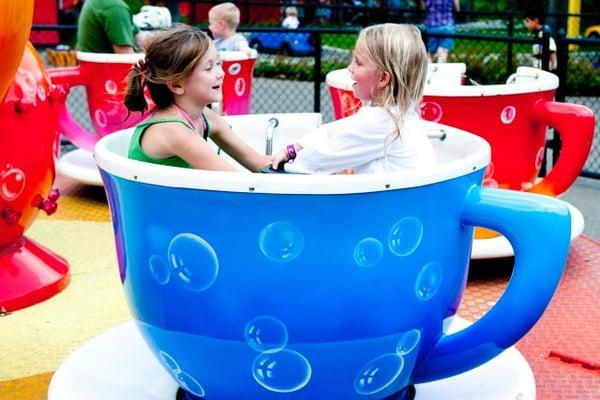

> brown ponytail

[{"left": 124, "top": 62, "right": 148, "bottom": 113}]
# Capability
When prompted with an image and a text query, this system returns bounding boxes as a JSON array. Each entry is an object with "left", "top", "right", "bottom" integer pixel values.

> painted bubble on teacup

[
  {"left": 0, "top": 166, "right": 26, "bottom": 201},
  {"left": 388, "top": 217, "right": 424, "bottom": 257},
  {"left": 415, "top": 261, "right": 443, "bottom": 301},
  {"left": 245, "top": 316, "right": 289, "bottom": 353},
  {"left": 354, "top": 353, "right": 405, "bottom": 395},
  {"left": 168, "top": 233, "right": 219, "bottom": 291},
  {"left": 500, "top": 105, "right": 517, "bottom": 124},
  {"left": 160, "top": 351, "right": 181, "bottom": 371},
  {"left": 354, "top": 237, "right": 384, "bottom": 268},
  {"left": 159, "top": 351, "right": 206, "bottom": 397},
  {"left": 176, "top": 371, "right": 206, "bottom": 397},
  {"left": 252, "top": 349, "right": 312, "bottom": 393},
  {"left": 148, "top": 255, "right": 171, "bottom": 285},
  {"left": 396, "top": 329, "right": 421, "bottom": 355},
  {"left": 258, "top": 221, "right": 304, "bottom": 263},
  {"left": 420, "top": 101, "right": 443, "bottom": 122}
]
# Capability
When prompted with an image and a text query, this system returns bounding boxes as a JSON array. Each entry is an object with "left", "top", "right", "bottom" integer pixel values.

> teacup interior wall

[
  {"left": 107, "top": 120, "right": 478, "bottom": 171},
  {"left": 214, "top": 113, "right": 459, "bottom": 172},
  {"left": 213, "top": 113, "right": 322, "bottom": 170},
  {"left": 425, "top": 63, "right": 466, "bottom": 87}
]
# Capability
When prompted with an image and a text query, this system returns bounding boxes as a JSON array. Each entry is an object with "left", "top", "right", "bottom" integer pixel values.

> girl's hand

[
  {"left": 263, "top": 154, "right": 276, "bottom": 170},
  {"left": 271, "top": 148, "right": 289, "bottom": 169}
]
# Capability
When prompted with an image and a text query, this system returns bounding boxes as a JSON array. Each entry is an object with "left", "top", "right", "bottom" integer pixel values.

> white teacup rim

[{"left": 95, "top": 119, "right": 490, "bottom": 195}]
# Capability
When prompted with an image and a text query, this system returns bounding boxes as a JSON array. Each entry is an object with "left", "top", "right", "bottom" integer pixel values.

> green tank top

[{"left": 128, "top": 115, "right": 211, "bottom": 168}]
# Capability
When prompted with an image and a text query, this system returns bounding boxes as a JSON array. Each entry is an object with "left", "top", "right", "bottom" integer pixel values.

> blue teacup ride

[{"left": 94, "top": 118, "right": 570, "bottom": 400}]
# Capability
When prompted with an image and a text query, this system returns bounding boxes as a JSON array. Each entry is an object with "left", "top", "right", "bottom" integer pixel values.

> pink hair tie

[{"left": 133, "top": 59, "right": 146, "bottom": 73}]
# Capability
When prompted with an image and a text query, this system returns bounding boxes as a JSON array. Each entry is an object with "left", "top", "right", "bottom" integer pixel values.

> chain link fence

[
  {"left": 31, "top": 3, "right": 600, "bottom": 176},
  {"left": 559, "top": 35, "right": 600, "bottom": 178}
]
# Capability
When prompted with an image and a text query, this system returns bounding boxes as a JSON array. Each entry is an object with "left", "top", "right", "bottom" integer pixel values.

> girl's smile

[{"left": 348, "top": 44, "right": 383, "bottom": 105}]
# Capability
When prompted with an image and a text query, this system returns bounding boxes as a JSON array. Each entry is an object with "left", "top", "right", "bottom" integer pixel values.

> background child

[
  {"left": 208, "top": 2, "right": 250, "bottom": 52},
  {"left": 271, "top": 23, "right": 436, "bottom": 174},
  {"left": 282, "top": 6, "right": 300, "bottom": 29},
  {"left": 525, "top": 8, "right": 558, "bottom": 72},
  {"left": 124, "top": 25, "right": 271, "bottom": 171},
  {"left": 421, "top": 0, "right": 460, "bottom": 63},
  {"left": 76, "top": 0, "right": 140, "bottom": 54}
]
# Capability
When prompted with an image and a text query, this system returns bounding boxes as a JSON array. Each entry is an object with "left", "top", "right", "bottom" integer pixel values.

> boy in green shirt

[{"left": 76, "top": 0, "right": 141, "bottom": 53}]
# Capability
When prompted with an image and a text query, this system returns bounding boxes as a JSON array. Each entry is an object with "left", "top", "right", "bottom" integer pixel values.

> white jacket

[{"left": 285, "top": 106, "right": 436, "bottom": 174}]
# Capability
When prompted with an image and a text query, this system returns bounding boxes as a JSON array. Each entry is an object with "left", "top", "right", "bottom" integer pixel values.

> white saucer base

[
  {"left": 471, "top": 200, "right": 583, "bottom": 259},
  {"left": 58, "top": 148, "right": 103, "bottom": 186},
  {"left": 48, "top": 318, "right": 535, "bottom": 400}
]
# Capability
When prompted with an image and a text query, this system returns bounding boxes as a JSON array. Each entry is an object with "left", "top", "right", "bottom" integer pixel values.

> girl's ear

[
  {"left": 167, "top": 80, "right": 185, "bottom": 95},
  {"left": 378, "top": 71, "right": 391, "bottom": 89}
]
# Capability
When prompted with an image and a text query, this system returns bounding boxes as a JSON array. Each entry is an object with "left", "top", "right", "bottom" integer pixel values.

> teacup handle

[
  {"left": 48, "top": 67, "right": 98, "bottom": 152},
  {"left": 529, "top": 99, "right": 595, "bottom": 196},
  {"left": 48, "top": 66, "right": 83, "bottom": 87},
  {"left": 413, "top": 185, "right": 570, "bottom": 383}
]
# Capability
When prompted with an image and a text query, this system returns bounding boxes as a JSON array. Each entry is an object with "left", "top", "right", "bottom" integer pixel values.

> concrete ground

[{"left": 561, "top": 176, "right": 600, "bottom": 240}]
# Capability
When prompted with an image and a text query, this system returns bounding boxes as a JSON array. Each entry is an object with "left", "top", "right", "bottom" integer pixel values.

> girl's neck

[
  {"left": 173, "top": 101, "right": 203, "bottom": 120},
  {"left": 173, "top": 102, "right": 204, "bottom": 131},
  {"left": 370, "top": 89, "right": 385, "bottom": 107}
]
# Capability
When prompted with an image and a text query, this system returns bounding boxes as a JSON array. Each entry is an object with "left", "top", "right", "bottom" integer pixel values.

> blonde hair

[
  {"left": 124, "top": 25, "right": 211, "bottom": 113},
  {"left": 209, "top": 2, "right": 241, "bottom": 29},
  {"left": 285, "top": 6, "right": 298, "bottom": 16},
  {"left": 356, "top": 24, "right": 427, "bottom": 142}
]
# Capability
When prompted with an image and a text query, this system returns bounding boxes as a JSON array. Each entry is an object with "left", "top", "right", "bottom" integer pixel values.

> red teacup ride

[
  {"left": 326, "top": 65, "right": 594, "bottom": 258},
  {"left": 48, "top": 52, "right": 146, "bottom": 186},
  {"left": 327, "top": 65, "right": 594, "bottom": 196},
  {"left": 49, "top": 52, "right": 146, "bottom": 152},
  {"left": 0, "top": 42, "right": 70, "bottom": 312},
  {"left": 219, "top": 50, "right": 257, "bottom": 116}
]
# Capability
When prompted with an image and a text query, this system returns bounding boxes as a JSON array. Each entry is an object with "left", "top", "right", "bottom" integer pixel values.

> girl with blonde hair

[{"left": 272, "top": 23, "right": 435, "bottom": 174}]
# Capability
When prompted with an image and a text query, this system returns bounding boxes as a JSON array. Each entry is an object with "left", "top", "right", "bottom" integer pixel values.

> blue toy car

[{"left": 248, "top": 31, "right": 315, "bottom": 56}]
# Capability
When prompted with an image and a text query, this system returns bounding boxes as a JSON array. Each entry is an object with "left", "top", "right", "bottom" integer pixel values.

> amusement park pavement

[{"left": 562, "top": 176, "right": 600, "bottom": 240}]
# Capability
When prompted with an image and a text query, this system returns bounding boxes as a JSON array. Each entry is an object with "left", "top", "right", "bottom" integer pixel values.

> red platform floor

[{"left": 462, "top": 235, "right": 600, "bottom": 399}]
